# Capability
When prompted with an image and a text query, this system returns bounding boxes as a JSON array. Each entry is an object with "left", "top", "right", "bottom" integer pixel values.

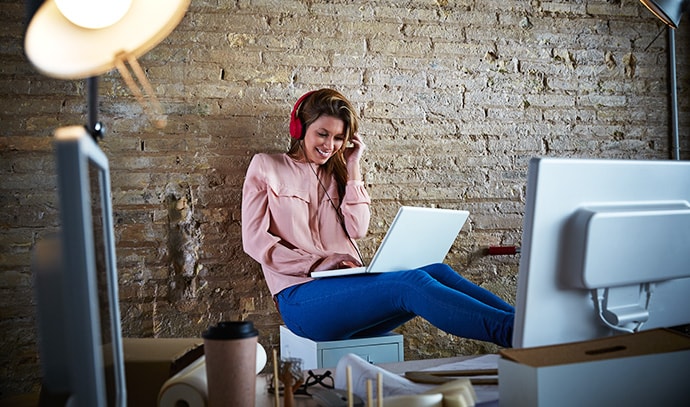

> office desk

[{"left": 0, "top": 356, "right": 496, "bottom": 407}]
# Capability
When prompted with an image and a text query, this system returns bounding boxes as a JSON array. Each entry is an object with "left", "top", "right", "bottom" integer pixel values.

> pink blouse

[{"left": 241, "top": 153, "right": 371, "bottom": 295}]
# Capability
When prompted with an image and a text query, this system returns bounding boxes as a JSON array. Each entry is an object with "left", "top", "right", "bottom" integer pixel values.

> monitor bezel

[{"left": 38, "top": 125, "right": 126, "bottom": 406}]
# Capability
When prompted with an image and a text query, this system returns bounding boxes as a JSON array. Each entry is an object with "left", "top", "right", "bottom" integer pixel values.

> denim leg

[
  {"left": 276, "top": 274, "right": 412, "bottom": 341},
  {"left": 276, "top": 264, "right": 514, "bottom": 347},
  {"left": 420, "top": 263, "right": 515, "bottom": 313}
]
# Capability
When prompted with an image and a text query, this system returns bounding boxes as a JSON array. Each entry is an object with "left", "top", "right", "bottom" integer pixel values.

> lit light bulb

[{"left": 55, "top": 0, "right": 133, "bottom": 29}]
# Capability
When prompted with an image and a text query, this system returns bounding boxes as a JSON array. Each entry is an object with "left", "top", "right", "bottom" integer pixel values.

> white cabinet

[{"left": 279, "top": 325, "right": 404, "bottom": 369}]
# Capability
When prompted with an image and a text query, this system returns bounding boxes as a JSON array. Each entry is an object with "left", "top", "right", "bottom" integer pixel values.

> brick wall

[{"left": 1, "top": 0, "right": 688, "bottom": 398}]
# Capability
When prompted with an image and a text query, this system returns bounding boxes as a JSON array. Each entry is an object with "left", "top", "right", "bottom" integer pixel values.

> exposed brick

[{"left": 1, "top": 0, "right": 689, "bottom": 399}]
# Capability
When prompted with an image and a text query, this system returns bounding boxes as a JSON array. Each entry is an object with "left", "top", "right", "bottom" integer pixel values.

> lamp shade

[
  {"left": 54, "top": 0, "right": 133, "bottom": 29},
  {"left": 640, "top": 0, "right": 688, "bottom": 28},
  {"left": 24, "top": 0, "right": 190, "bottom": 80}
]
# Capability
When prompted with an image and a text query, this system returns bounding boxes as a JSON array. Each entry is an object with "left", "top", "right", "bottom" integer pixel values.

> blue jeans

[{"left": 275, "top": 263, "right": 515, "bottom": 347}]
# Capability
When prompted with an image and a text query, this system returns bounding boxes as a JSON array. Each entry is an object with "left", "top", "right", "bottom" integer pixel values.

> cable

[
  {"left": 593, "top": 287, "right": 651, "bottom": 334},
  {"left": 593, "top": 289, "right": 635, "bottom": 334},
  {"left": 299, "top": 142, "right": 365, "bottom": 266}
]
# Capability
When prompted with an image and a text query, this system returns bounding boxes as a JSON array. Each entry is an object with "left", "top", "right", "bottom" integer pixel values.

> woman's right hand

[
  {"left": 344, "top": 132, "right": 366, "bottom": 164},
  {"left": 312, "top": 253, "right": 362, "bottom": 272},
  {"left": 343, "top": 132, "right": 365, "bottom": 182}
]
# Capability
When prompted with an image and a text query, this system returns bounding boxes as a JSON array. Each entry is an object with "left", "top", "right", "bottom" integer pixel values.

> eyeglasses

[
  {"left": 268, "top": 369, "right": 334, "bottom": 397},
  {"left": 303, "top": 370, "right": 335, "bottom": 393}
]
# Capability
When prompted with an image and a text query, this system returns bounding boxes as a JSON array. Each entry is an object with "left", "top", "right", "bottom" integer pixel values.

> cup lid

[{"left": 203, "top": 321, "right": 258, "bottom": 340}]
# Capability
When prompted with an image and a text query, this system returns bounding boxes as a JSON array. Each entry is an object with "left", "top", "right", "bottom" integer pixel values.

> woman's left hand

[{"left": 312, "top": 253, "right": 363, "bottom": 272}]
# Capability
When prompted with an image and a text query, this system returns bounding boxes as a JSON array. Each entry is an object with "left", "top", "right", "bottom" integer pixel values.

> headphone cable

[{"left": 300, "top": 143, "right": 365, "bottom": 266}]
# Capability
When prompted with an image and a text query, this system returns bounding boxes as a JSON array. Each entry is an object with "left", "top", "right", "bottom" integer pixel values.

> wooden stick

[
  {"left": 377, "top": 372, "right": 383, "bottom": 407},
  {"left": 366, "top": 379, "right": 373, "bottom": 407},
  {"left": 272, "top": 349, "right": 280, "bottom": 407},
  {"left": 346, "top": 366, "right": 353, "bottom": 407}
]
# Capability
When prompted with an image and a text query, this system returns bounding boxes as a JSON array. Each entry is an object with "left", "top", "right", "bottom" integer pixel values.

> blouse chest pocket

[{"left": 268, "top": 184, "right": 311, "bottom": 205}]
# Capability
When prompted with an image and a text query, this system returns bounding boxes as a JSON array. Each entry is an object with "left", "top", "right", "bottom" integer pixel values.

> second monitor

[{"left": 513, "top": 157, "right": 690, "bottom": 348}]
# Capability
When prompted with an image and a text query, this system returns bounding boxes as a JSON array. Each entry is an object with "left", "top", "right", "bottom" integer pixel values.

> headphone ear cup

[
  {"left": 289, "top": 91, "right": 315, "bottom": 139},
  {"left": 289, "top": 112, "right": 302, "bottom": 139}
]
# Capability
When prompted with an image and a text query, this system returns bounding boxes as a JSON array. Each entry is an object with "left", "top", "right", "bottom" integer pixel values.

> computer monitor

[
  {"left": 513, "top": 157, "right": 690, "bottom": 348},
  {"left": 32, "top": 125, "right": 126, "bottom": 406}
]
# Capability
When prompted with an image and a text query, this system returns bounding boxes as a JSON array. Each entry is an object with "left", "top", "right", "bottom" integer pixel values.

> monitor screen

[
  {"left": 33, "top": 125, "right": 126, "bottom": 407},
  {"left": 513, "top": 157, "right": 690, "bottom": 348}
]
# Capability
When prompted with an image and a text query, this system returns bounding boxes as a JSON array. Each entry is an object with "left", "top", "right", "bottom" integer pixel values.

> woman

[{"left": 242, "top": 88, "right": 514, "bottom": 347}]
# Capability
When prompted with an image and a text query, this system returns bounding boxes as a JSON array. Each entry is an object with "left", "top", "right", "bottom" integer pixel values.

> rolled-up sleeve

[{"left": 340, "top": 180, "right": 371, "bottom": 239}]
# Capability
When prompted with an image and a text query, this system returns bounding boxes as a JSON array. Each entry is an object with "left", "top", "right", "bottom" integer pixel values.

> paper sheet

[
  {"left": 426, "top": 355, "right": 499, "bottom": 405},
  {"left": 334, "top": 353, "right": 500, "bottom": 406}
]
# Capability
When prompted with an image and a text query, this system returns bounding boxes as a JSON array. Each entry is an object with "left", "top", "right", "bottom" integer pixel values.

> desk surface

[
  {"left": 0, "top": 356, "right": 496, "bottom": 407},
  {"left": 255, "top": 355, "right": 498, "bottom": 407}
]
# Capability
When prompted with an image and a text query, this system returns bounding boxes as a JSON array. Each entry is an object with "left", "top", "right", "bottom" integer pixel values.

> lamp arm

[
  {"left": 87, "top": 76, "right": 104, "bottom": 142},
  {"left": 668, "top": 28, "right": 680, "bottom": 160}
]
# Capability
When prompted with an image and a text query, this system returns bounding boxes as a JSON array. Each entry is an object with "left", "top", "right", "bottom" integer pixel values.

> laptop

[{"left": 310, "top": 206, "right": 470, "bottom": 278}]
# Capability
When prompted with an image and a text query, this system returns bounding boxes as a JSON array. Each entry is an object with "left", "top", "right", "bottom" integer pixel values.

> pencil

[
  {"left": 272, "top": 349, "right": 279, "bottom": 407},
  {"left": 347, "top": 366, "right": 353, "bottom": 407},
  {"left": 377, "top": 372, "right": 383, "bottom": 407}
]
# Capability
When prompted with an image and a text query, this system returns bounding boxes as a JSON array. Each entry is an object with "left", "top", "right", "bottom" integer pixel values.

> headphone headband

[{"left": 289, "top": 91, "right": 316, "bottom": 139}]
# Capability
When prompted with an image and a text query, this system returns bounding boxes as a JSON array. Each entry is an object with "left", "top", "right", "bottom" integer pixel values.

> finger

[
  {"left": 345, "top": 255, "right": 362, "bottom": 267},
  {"left": 353, "top": 135, "right": 366, "bottom": 150},
  {"left": 350, "top": 133, "right": 364, "bottom": 146},
  {"left": 340, "top": 260, "right": 358, "bottom": 268}
]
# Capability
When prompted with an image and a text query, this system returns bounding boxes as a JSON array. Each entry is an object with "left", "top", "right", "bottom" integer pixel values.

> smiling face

[{"left": 300, "top": 115, "right": 346, "bottom": 165}]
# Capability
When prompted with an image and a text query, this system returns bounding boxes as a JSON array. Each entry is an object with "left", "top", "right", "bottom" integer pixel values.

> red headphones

[{"left": 289, "top": 91, "right": 316, "bottom": 139}]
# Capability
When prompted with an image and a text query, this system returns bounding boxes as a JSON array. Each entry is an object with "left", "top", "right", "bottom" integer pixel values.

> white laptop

[{"left": 310, "top": 206, "right": 470, "bottom": 278}]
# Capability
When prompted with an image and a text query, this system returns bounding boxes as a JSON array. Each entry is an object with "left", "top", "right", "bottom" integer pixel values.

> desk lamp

[
  {"left": 640, "top": 0, "right": 688, "bottom": 27},
  {"left": 25, "top": 0, "right": 190, "bottom": 135},
  {"left": 639, "top": 0, "right": 688, "bottom": 160},
  {"left": 24, "top": 2, "right": 190, "bottom": 406}
]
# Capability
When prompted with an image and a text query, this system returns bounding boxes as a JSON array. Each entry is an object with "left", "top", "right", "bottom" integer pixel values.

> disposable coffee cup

[{"left": 203, "top": 321, "right": 259, "bottom": 407}]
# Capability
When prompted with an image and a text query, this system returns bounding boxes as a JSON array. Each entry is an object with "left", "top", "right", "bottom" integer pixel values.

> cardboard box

[
  {"left": 121, "top": 338, "right": 204, "bottom": 407},
  {"left": 498, "top": 329, "right": 690, "bottom": 407}
]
